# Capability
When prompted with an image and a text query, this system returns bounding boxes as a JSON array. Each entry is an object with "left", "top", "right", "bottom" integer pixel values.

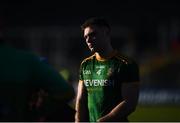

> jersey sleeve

[{"left": 120, "top": 60, "right": 140, "bottom": 83}]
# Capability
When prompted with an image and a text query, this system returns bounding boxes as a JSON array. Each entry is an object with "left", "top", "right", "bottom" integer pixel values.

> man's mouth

[{"left": 88, "top": 44, "right": 93, "bottom": 48}]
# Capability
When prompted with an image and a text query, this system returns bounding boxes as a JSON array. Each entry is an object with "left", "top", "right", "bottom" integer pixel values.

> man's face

[{"left": 83, "top": 26, "right": 108, "bottom": 52}]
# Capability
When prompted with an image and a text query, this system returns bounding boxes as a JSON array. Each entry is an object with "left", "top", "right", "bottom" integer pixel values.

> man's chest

[{"left": 82, "top": 61, "right": 120, "bottom": 88}]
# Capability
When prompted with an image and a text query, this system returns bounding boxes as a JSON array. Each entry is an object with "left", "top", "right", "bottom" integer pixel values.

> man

[
  {"left": 0, "top": 40, "right": 75, "bottom": 121},
  {"left": 75, "top": 17, "right": 140, "bottom": 122}
]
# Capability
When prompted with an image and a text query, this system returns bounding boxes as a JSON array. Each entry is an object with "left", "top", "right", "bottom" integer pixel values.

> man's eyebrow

[
  {"left": 84, "top": 31, "right": 96, "bottom": 38},
  {"left": 88, "top": 32, "right": 96, "bottom": 36}
]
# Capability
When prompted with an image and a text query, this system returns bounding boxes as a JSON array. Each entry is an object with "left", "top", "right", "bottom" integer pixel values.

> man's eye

[
  {"left": 84, "top": 32, "right": 96, "bottom": 39},
  {"left": 90, "top": 32, "right": 96, "bottom": 37},
  {"left": 84, "top": 36, "right": 87, "bottom": 39}
]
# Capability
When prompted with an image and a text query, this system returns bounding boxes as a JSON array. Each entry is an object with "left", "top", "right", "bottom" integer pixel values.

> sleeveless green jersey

[{"left": 79, "top": 50, "right": 139, "bottom": 122}]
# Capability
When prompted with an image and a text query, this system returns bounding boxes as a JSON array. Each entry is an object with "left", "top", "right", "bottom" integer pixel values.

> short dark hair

[{"left": 81, "top": 17, "right": 111, "bottom": 32}]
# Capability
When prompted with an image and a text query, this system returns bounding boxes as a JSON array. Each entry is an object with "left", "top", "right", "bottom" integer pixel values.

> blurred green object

[
  {"left": 128, "top": 105, "right": 180, "bottom": 122},
  {"left": 59, "top": 69, "right": 70, "bottom": 81}
]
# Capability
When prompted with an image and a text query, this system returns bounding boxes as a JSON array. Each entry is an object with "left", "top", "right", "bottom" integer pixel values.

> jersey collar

[{"left": 95, "top": 50, "right": 118, "bottom": 61}]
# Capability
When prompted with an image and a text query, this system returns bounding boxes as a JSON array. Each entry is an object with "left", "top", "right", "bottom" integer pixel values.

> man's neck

[{"left": 95, "top": 45, "right": 115, "bottom": 61}]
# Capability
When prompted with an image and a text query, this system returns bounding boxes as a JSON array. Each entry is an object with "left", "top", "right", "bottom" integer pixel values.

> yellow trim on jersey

[
  {"left": 115, "top": 53, "right": 131, "bottom": 64},
  {"left": 80, "top": 54, "right": 95, "bottom": 65},
  {"left": 80, "top": 50, "right": 132, "bottom": 64}
]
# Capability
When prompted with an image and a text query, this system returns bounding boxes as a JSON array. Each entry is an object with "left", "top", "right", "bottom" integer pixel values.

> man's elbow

[
  {"left": 126, "top": 102, "right": 138, "bottom": 115},
  {"left": 129, "top": 105, "right": 137, "bottom": 114},
  {"left": 128, "top": 105, "right": 136, "bottom": 114}
]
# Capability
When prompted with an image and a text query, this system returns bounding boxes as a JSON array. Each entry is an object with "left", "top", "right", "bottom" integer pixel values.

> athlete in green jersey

[{"left": 75, "top": 17, "right": 140, "bottom": 122}]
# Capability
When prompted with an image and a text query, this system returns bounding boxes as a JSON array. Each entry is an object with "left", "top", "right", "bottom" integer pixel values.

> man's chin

[{"left": 90, "top": 48, "right": 95, "bottom": 53}]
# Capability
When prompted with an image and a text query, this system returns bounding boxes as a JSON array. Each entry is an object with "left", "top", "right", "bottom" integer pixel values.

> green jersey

[{"left": 79, "top": 50, "right": 139, "bottom": 122}]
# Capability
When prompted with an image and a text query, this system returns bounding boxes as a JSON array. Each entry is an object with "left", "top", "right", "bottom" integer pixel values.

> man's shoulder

[
  {"left": 80, "top": 54, "right": 95, "bottom": 65},
  {"left": 114, "top": 51, "right": 137, "bottom": 65}
]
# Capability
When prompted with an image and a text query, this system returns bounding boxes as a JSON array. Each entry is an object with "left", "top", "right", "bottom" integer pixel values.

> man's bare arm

[
  {"left": 75, "top": 80, "right": 89, "bottom": 122},
  {"left": 97, "top": 81, "right": 139, "bottom": 122}
]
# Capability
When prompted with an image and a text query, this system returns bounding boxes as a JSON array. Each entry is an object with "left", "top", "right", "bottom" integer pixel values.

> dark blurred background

[{"left": 0, "top": 1, "right": 180, "bottom": 121}]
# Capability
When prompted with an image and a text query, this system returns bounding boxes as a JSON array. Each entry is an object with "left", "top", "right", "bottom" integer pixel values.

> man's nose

[
  {"left": 86, "top": 37, "right": 91, "bottom": 43},
  {"left": 86, "top": 37, "right": 93, "bottom": 43}
]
